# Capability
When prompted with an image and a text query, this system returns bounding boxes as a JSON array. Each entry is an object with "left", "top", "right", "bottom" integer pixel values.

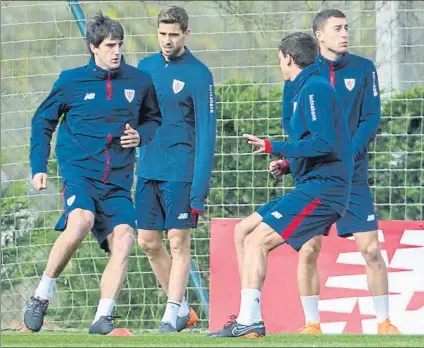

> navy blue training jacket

[
  {"left": 270, "top": 63, "right": 353, "bottom": 215},
  {"left": 30, "top": 56, "right": 162, "bottom": 191},
  {"left": 316, "top": 52, "right": 381, "bottom": 183},
  {"left": 136, "top": 48, "right": 217, "bottom": 212}
]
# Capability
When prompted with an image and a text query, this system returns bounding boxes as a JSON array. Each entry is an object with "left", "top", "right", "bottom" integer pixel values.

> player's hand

[
  {"left": 269, "top": 160, "right": 283, "bottom": 178},
  {"left": 243, "top": 133, "right": 266, "bottom": 154},
  {"left": 33, "top": 173, "right": 48, "bottom": 191},
  {"left": 269, "top": 159, "right": 289, "bottom": 179},
  {"left": 120, "top": 123, "right": 140, "bottom": 148}
]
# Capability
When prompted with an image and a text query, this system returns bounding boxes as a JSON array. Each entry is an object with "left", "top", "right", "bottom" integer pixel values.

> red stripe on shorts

[
  {"left": 61, "top": 185, "right": 66, "bottom": 202},
  {"left": 281, "top": 199, "right": 322, "bottom": 240},
  {"left": 61, "top": 185, "right": 67, "bottom": 211}
]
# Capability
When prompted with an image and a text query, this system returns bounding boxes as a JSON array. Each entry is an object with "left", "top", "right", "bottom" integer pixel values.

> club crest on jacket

[
  {"left": 173, "top": 79, "right": 185, "bottom": 94},
  {"left": 125, "top": 89, "right": 135, "bottom": 102},
  {"left": 344, "top": 78, "right": 355, "bottom": 91}
]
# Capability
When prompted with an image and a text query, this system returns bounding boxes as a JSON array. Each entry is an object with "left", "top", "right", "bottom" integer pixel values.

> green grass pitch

[{"left": 2, "top": 331, "right": 423, "bottom": 347}]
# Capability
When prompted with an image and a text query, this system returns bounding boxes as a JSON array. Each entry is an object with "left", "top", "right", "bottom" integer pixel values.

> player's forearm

[
  {"left": 30, "top": 115, "right": 58, "bottom": 175},
  {"left": 267, "top": 137, "right": 334, "bottom": 158},
  {"left": 352, "top": 116, "right": 380, "bottom": 159},
  {"left": 190, "top": 170, "right": 213, "bottom": 212},
  {"left": 30, "top": 145, "right": 50, "bottom": 175},
  {"left": 191, "top": 144, "right": 215, "bottom": 211},
  {"left": 190, "top": 178, "right": 211, "bottom": 212},
  {"left": 30, "top": 131, "right": 53, "bottom": 175}
]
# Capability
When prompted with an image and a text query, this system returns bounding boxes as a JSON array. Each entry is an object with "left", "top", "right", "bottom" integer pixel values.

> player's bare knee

[
  {"left": 137, "top": 232, "right": 162, "bottom": 256},
  {"left": 115, "top": 225, "right": 134, "bottom": 246},
  {"left": 168, "top": 234, "right": 190, "bottom": 257},
  {"left": 244, "top": 231, "right": 267, "bottom": 252},
  {"left": 139, "top": 240, "right": 163, "bottom": 257},
  {"left": 361, "top": 244, "right": 383, "bottom": 265},
  {"left": 234, "top": 221, "right": 250, "bottom": 247},
  {"left": 108, "top": 225, "right": 134, "bottom": 258},
  {"left": 299, "top": 238, "right": 322, "bottom": 264},
  {"left": 169, "top": 238, "right": 190, "bottom": 257},
  {"left": 67, "top": 209, "right": 94, "bottom": 239}
]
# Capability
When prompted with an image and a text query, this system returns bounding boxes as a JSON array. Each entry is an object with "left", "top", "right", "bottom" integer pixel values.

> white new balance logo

[
  {"left": 367, "top": 214, "right": 375, "bottom": 222},
  {"left": 84, "top": 93, "right": 95, "bottom": 100},
  {"left": 178, "top": 213, "right": 188, "bottom": 220}
]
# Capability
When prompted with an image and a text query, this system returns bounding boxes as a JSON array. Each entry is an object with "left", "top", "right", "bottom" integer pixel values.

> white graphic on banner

[{"left": 319, "top": 229, "right": 424, "bottom": 335}]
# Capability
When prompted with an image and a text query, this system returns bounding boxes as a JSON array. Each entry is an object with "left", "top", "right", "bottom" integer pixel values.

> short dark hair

[
  {"left": 278, "top": 32, "right": 318, "bottom": 68},
  {"left": 312, "top": 9, "right": 346, "bottom": 35},
  {"left": 157, "top": 5, "right": 189, "bottom": 32},
  {"left": 86, "top": 12, "right": 124, "bottom": 54}
]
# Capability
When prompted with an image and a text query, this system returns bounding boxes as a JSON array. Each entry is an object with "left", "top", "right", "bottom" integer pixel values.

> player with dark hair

[
  {"left": 25, "top": 12, "right": 161, "bottom": 335},
  {"left": 278, "top": 9, "right": 400, "bottom": 335},
  {"left": 208, "top": 32, "right": 353, "bottom": 338}
]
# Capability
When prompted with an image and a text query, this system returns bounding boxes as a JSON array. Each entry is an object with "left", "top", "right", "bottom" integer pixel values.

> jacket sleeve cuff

[
  {"left": 191, "top": 208, "right": 204, "bottom": 215},
  {"left": 31, "top": 164, "right": 47, "bottom": 177},
  {"left": 264, "top": 139, "right": 272, "bottom": 153},
  {"left": 190, "top": 200, "right": 205, "bottom": 212},
  {"left": 280, "top": 159, "right": 290, "bottom": 174}
]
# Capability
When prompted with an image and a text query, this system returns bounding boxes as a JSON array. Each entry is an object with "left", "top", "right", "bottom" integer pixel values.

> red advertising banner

[{"left": 209, "top": 219, "right": 424, "bottom": 334}]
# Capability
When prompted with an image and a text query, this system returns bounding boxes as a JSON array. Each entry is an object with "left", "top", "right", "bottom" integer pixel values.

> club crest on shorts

[
  {"left": 124, "top": 89, "right": 135, "bottom": 103},
  {"left": 344, "top": 78, "right": 355, "bottom": 91},
  {"left": 172, "top": 79, "right": 185, "bottom": 94},
  {"left": 67, "top": 195, "right": 76, "bottom": 206}
]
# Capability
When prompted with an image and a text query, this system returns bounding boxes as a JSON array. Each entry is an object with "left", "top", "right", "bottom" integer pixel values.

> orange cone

[{"left": 107, "top": 328, "right": 134, "bottom": 336}]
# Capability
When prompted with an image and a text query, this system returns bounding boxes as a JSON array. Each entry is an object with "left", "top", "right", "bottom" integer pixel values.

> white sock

[
  {"left": 178, "top": 297, "right": 190, "bottom": 317},
  {"left": 300, "top": 295, "right": 320, "bottom": 324},
  {"left": 34, "top": 273, "right": 57, "bottom": 301},
  {"left": 93, "top": 298, "right": 115, "bottom": 324},
  {"left": 373, "top": 295, "right": 389, "bottom": 323},
  {"left": 161, "top": 300, "right": 180, "bottom": 327},
  {"left": 236, "top": 288, "right": 262, "bottom": 325}
]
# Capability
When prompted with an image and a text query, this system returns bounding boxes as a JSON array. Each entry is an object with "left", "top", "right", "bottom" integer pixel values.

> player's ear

[
  {"left": 287, "top": 54, "right": 294, "bottom": 66},
  {"left": 89, "top": 43, "right": 97, "bottom": 55},
  {"left": 315, "top": 30, "right": 323, "bottom": 44},
  {"left": 183, "top": 28, "right": 191, "bottom": 38}
]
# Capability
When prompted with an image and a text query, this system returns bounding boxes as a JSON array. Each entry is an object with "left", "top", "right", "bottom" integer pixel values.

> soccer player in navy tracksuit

[
  {"left": 269, "top": 10, "right": 400, "bottom": 335},
  {"left": 208, "top": 32, "right": 353, "bottom": 338},
  {"left": 25, "top": 13, "right": 161, "bottom": 335},
  {"left": 134, "top": 6, "right": 216, "bottom": 332}
]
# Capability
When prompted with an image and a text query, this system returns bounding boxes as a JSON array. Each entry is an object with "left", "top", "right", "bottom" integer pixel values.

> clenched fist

[
  {"left": 33, "top": 173, "right": 48, "bottom": 191},
  {"left": 268, "top": 159, "right": 290, "bottom": 179}
]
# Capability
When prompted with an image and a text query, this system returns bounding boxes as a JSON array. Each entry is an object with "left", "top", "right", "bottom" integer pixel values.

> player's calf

[
  {"left": 234, "top": 213, "right": 265, "bottom": 279},
  {"left": 297, "top": 237, "right": 322, "bottom": 328}
]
